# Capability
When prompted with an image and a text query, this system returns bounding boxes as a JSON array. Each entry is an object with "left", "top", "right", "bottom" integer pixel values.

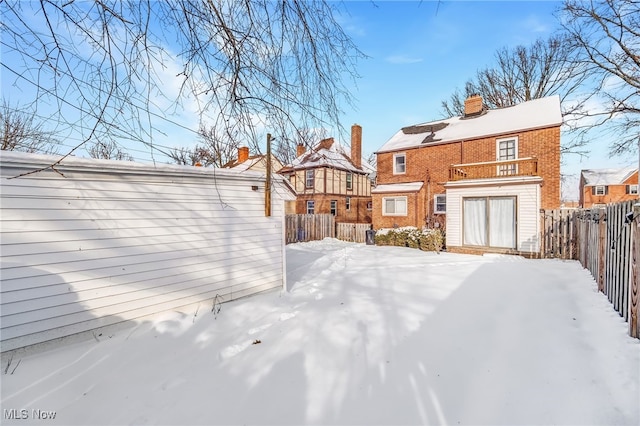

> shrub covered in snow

[{"left": 374, "top": 227, "right": 444, "bottom": 252}]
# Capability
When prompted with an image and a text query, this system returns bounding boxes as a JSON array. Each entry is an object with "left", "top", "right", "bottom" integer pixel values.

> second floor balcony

[{"left": 449, "top": 157, "right": 538, "bottom": 181}]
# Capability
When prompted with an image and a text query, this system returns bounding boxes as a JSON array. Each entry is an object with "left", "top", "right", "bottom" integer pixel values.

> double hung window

[{"left": 393, "top": 153, "right": 406, "bottom": 174}]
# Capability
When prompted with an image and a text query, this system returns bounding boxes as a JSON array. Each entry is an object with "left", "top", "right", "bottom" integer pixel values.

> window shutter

[
  {"left": 605, "top": 186, "right": 609, "bottom": 195},
  {"left": 591, "top": 187, "right": 596, "bottom": 195},
  {"left": 626, "top": 185, "right": 630, "bottom": 194}
]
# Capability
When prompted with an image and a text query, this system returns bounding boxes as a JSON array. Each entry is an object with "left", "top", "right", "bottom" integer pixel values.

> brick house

[
  {"left": 373, "top": 95, "right": 562, "bottom": 255},
  {"left": 278, "top": 124, "right": 374, "bottom": 223},
  {"left": 579, "top": 167, "right": 638, "bottom": 208}
]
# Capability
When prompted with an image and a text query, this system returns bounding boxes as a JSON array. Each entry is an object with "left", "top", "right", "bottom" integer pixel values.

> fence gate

[
  {"left": 285, "top": 214, "right": 335, "bottom": 244},
  {"left": 540, "top": 208, "right": 577, "bottom": 259},
  {"left": 336, "top": 223, "right": 371, "bottom": 243}
]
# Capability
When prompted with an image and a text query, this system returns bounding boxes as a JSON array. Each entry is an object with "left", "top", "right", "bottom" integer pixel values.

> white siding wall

[
  {"left": 1, "top": 153, "right": 287, "bottom": 352},
  {"left": 445, "top": 182, "right": 541, "bottom": 253}
]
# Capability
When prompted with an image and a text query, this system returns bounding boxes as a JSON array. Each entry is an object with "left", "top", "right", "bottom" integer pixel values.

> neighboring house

[
  {"left": 222, "top": 146, "right": 284, "bottom": 174},
  {"left": 373, "top": 94, "right": 562, "bottom": 256},
  {"left": 579, "top": 167, "right": 638, "bottom": 208},
  {"left": 278, "top": 124, "right": 374, "bottom": 223}
]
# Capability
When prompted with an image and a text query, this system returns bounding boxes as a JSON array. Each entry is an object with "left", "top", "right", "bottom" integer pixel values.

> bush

[{"left": 374, "top": 227, "right": 444, "bottom": 252}]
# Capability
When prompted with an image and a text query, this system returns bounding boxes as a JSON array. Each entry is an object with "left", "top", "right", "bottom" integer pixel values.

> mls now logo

[{"left": 4, "top": 409, "right": 57, "bottom": 420}]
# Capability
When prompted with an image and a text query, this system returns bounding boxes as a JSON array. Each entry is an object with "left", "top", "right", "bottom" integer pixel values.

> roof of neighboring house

[
  {"left": 580, "top": 167, "right": 638, "bottom": 186},
  {"left": 377, "top": 95, "right": 562, "bottom": 154},
  {"left": 279, "top": 138, "right": 375, "bottom": 175},
  {"left": 372, "top": 182, "right": 424, "bottom": 193},
  {"left": 222, "top": 154, "right": 283, "bottom": 172}
]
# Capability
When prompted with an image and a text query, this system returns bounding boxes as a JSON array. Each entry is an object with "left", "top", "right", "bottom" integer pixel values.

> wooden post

[
  {"left": 630, "top": 203, "right": 640, "bottom": 338},
  {"left": 265, "top": 133, "right": 272, "bottom": 217},
  {"left": 598, "top": 207, "right": 606, "bottom": 292}
]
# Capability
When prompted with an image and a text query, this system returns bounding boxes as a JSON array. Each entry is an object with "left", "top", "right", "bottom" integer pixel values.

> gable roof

[
  {"left": 222, "top": 154, "right": 283, "bottom": 173},
  {"left": 279, "top": 138, "right": 374, "bottom": 175},
  {"left": 377, "top": 95, "right": 563, "bottom": 154},
  {"left": 580, "top": 167, "right": 638, "bottom": 186}
]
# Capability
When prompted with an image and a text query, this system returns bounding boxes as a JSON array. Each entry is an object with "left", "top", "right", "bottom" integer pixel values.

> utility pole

[{"left": 265, "top": 133, "right": 272, "bottom": 217}]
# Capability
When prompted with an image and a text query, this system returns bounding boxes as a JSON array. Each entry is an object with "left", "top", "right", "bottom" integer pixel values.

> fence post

[
  {"left": 630, "top": 203, "right": 640, "bottom": 338},
  {"left": 598, "top": 207, "right": 606, "bottom": 292}
]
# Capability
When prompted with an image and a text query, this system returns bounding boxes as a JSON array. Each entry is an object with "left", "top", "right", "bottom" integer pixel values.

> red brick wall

[
  {"left": 373, "top": 125, "right": 561, "bottom": 229},
  {"left": 580, "top": 171, "right": 639, "bottom": 207}
]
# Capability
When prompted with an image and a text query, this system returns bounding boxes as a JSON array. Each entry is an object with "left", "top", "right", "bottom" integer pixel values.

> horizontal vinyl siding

[
  {"left": 445, "top": 182, "right": 540, "bottom": 253},
  {"left": 1, "top": 156, "right": 285, "bottom": 352}
]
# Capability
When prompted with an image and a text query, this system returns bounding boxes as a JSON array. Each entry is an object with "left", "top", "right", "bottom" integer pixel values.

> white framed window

[
  {"left": 306, "top": 200, "right": 315, "bottom": 214},
  {"left": 593, "top": 185, "right": 607, "bottom": 196},
  {"left": 434, "top": 194, "right": 446, "bottom": 214},
  {"left": 346, "top": 173, "right": 353, "bottom": 190},
  {"left": 496, "top": 137, "right": 518, "bottom": 175},
  {"left": 382, "top": 196, "right": 407, "bottom": 216},
  {"left": 366, "top": 201, "right": 372, "bottom": 211},
  {"left": 305, "top": 169, "right": 314, "bottom": 188},
  {"left": 346, "top": 196, "right": 351, "bottom": 211},
  {"left": 393, "top": 153, "right": 406, "bottom": 174},
  {"left": 627, "top": 184, "right": 638, "bottom": 195},
  {"left": 330, "top": 200, "right": 337, "bottom": 215}
]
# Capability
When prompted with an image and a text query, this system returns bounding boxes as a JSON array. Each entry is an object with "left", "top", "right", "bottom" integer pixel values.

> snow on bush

[{"left": 374, "top": 226, "right": 444, "bottom": 252}]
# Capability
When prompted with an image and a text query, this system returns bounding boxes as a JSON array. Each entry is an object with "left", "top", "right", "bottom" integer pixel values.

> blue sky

[
  {"left": 2, "top": 0, "right": 636, "bottom": 200},
  {"left": 332, "top": 0, "right": 635, "bottom": 200}
]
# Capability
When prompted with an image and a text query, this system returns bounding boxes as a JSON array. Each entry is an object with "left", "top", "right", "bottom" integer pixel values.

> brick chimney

[
  {"left": 296, "top": 143, "right": 306, "bottom": 157},
  {"left": 464, "top": 94, "right": 483, "bottom": 117},
  {"left": 351, "top": 124, "right": 362, "bottom": 169},
  {"left": 238, "top": 146, "right": 249, "bottom": 163}
]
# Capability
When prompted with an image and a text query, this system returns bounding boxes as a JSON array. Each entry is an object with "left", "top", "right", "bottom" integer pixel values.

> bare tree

[
  {"left": 440, "top": 35, "right": 590, "bottom": 155},
  {"left": 87, "top": 140, "right": 133, "bottom": 161},
  {"left": 1, "top": 1, "right": 364, "bottom": 165},
  {"left": 167, "top": 145, "right": 216, "bottom": 167},
  {"left": 442, "top": 36, "right": 587, "bottom": 114},
  {"left": 196, "top": 124, "right": 241, "bottom": 167},
  {"left": 560, "top": 0, "right": 640, "bottom": 156},
  {"left": 1, "top": 101, "right": 59, "bottom": 154}
]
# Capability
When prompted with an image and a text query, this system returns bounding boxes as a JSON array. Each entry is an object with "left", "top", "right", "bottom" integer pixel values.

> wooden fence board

[
  {"left": 631, "top": 203, "right": 640, "bottom": 338},
  {"left": 542, "top": 201, "right": 638, "bottom": 339},
  {"left": 336, "top": 223, "right": 371, "bottom": 243},
  {"left": 285, "top": 214, "right": 335, "bottom": 244}
]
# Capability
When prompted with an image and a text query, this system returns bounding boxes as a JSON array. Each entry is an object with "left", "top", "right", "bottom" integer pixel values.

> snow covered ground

[{"left": 2, "top": 239, "right": 639, "bottom": 425}]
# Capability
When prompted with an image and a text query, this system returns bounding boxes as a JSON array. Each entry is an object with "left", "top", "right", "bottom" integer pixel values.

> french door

[{"left": 463, "top": 196, "right": 516, "bottom": 248}]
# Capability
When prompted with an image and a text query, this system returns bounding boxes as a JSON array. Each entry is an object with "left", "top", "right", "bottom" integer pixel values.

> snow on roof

[
  {"left": 377, "top": 95, "right": 562, "bottom": 153},
  {"left": 281, "top": 139, "right": 374, "bottom": 175},
  {"left": 372, "top": 182, "right": 424, "bottom": 193},
  {"left": 224, "top": 156, "right": 263, "bottom": 172},
  {"left": 580, "top": 166, "right": 638, "bottom": 186}
]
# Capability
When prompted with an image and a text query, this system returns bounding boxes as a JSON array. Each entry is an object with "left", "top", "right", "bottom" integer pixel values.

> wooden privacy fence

[
  {"left": 336, "top": 223, "right": 372, "bottom": 243},
  {"left": 284, "top": 215, "right": 372, "bottom": 244},
  {"left": 285, "top": 214, "right": 335, "bottom": 243},
  {"left": 540, "top": 208, "right": 577, "bottom": 259},
  {"left": 542, "top": 201, "right": 639, "bottom": 338}
]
